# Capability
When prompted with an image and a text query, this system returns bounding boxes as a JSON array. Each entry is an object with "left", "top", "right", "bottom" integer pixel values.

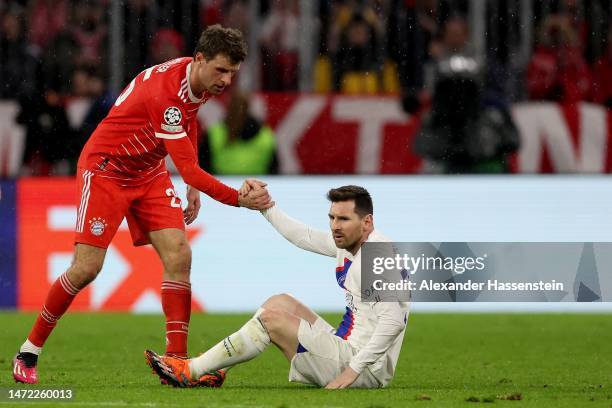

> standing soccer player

[
  {"left": 145, "top": 185, "right": 409, "bottom": 389},
  {"left": 12, "top": 25, "right": 272, "bottom": 384}
]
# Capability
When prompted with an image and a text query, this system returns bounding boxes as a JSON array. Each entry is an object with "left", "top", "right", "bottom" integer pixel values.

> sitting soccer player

[{"left": 146, "top": 185, "right": 409, "bottom": 389}]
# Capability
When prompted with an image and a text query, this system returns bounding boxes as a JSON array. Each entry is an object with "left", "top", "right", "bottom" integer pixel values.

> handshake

[{"left": 237, "top": 179, "right": 275, "bottom": 211}]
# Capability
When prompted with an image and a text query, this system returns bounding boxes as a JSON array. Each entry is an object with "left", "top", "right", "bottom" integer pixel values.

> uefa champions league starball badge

[
  {"left": 164, "top": 107, "right": 182, "bottom": 125},
  {"left": 89, "top": 217, "right": 108, "bottom": 236}
]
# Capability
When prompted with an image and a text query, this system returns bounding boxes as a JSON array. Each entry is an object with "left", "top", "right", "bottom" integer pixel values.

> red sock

[
  {"left": 28, "top": 273, "right": 80, "bottom": 347},
  {"left": 161, "top": 280, "right": 191, "bottom": 357}
]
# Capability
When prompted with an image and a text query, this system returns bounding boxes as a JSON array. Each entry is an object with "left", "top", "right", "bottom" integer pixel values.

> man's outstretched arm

[
  {"left": 261, "top": 205, "right": 336, "bottom": 257},
  {"left": 163, "top": 137, "right": 272, "bottom": 209}
]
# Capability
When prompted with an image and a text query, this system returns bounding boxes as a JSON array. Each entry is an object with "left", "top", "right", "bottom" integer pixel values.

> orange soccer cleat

[
  {"left": 195, "top": 369, "right": 226, "bottom": 388},
  {"left": 145, "top": 350, "right": 226, "bottom": 388},
  {"left": 145, "top": 350, "right": 195, "bottom": 388}
]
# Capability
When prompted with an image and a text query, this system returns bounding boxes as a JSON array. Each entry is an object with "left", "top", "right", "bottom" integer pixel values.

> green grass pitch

[{"left": 0, "top": 312, "right": 610, "bottom": 407}]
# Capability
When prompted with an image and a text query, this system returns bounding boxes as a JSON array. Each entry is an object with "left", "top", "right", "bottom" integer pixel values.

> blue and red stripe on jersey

[
  {"left": 335, "top": 307, "right": 354, "bottom": 339},
  {"left": 335, "top": 258, "right": 352, "bottom": 289}
]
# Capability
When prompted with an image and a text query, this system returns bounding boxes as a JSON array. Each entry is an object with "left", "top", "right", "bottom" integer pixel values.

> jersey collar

[{"left": 186, "top": 62, "right": 206, "bottom": 103}]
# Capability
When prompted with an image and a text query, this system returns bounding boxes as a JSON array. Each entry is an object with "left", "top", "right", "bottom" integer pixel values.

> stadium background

[{"left": 0, "top": 0, "right": 611, "bottom": 314}]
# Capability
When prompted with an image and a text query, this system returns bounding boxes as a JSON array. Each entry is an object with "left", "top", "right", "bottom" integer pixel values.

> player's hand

[
  {"left": 183, "top": 185, "right": 201, "bottom": 225},
  {"left": 238, "top": 181, "right": 274, "bottom": 210},
  {"left": 239, "top": 178, "right": 267, "bottom": 197},
  {"left": 325, "top": 367, "right": 359, "bottom": 389}
]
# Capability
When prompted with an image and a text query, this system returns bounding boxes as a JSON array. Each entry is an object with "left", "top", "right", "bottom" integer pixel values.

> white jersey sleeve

[
  {"left": 261, "top": 206, "right": 336, "bottom": 257},
  {"left": 348, "top": 300, "right": 407, "bottom": 374}
]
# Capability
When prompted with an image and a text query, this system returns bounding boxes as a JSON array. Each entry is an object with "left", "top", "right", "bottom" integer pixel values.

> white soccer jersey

[{"left": 262, "top": 206, "right": 409, "bottom": 386}]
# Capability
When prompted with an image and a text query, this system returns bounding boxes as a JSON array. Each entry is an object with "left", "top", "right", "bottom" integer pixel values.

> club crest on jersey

[
  {"left": 89, "top": 217, "right": 108, "bottom": 236},
  {"left": 164, "top": 107, "right": 182, "bottom": 126}
]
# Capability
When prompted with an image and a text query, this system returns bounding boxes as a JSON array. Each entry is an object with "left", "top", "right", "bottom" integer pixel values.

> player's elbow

[
  {"left": 182, "top": 174, "right": 196, "bottom": 187},
  {"left": 178, "top": 165, "right": 197, "bottom": 187}
]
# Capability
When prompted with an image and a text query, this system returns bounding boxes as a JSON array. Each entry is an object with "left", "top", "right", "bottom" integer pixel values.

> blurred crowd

[{"left": 0, "top": 0, "right": 610, "bottom": 175}]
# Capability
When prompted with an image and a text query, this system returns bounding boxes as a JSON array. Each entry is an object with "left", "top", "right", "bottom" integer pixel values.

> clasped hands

[{"left": 237, "top": 179, "right": 274, "bottom": 210}]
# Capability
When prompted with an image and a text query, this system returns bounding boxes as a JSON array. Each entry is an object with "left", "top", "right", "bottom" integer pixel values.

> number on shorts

[{"left": 165, "top": 188, "right": 181, "bottom": 208}]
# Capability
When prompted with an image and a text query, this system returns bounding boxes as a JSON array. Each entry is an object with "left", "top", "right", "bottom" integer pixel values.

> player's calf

[
  {"left": 151, "top": 229, "right": 193, "bottom": 357},
  {"left": 13, "top": 244, "right": 105, "bottom": 385},
  {"left": 151, "top": 229, "right": 192, "bottom": 282},
  {"left": 172, "top": 309, "right": 270, "bottom": 380}
]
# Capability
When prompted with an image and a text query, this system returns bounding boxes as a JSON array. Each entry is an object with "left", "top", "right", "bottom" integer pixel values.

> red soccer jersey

[{"left": 78, "top": 57, "right": 238, "bottom": 206}]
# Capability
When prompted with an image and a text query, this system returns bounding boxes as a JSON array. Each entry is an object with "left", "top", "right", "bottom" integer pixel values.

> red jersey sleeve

[
  {"left": 146, "top": 91, "right": 189, "bottom": 140},
  {"left": 163, "top": 137, "right": 238, "bottom": 206},
  {"left": 187, "top": 115, "right": 199, "bottom": 158}
]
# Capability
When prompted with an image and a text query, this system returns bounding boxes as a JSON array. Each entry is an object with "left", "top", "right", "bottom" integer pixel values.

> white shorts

[{"left": 288, "top": 318, "right": 381, "bottom": 388}]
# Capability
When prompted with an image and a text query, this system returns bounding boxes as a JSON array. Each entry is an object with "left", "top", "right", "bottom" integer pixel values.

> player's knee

[
  {"left": 258, "top": 309, "right": 283, "bottom": 334},
  {"left": 69, "top": 259, "right": 103, "bottom": 288},
  {"left": 263, "top": 293, "right": 297, "bottom": 310}
]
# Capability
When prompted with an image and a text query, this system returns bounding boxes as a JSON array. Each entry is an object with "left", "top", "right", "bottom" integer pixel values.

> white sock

[
  {"left": 20, "top": 339, "right": 42, "bottom": 355},
  {"left": 189, "top": 309, "right": 270, "bottom": 379}
]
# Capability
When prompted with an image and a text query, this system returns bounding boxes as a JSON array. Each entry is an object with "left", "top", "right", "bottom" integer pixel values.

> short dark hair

[
  {"left": 327, "top": 185, "right": 373, "bottom": 217},
  {"left": 194, "top": 25, "right": 247, "bottom": 64}
]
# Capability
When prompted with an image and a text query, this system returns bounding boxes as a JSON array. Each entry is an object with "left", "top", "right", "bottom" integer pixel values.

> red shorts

[{"left": 74, "top": 168, "right": 185, "bottom": 248}]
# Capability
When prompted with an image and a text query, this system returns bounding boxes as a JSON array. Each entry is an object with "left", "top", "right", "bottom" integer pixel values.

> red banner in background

[
  {"left": 0, "top": 97, "right": 610, "bottom": 177},
  {"left": 201, "top": 96, "right": 612, "bottom": 174},
  {"left": 258, "top": 94, "right": 423, "bottom": 174},
  {"left": 511, "top": 103, "right": 612, "bottom": 173},
  {"left": 17, "top": 179, "right": 203, "bottom": 311},
  {"left": 18, "top": 179, "right": 83, "bottom": 310}
]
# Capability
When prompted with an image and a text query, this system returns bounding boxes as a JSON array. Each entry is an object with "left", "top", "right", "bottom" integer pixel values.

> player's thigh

[
  {"left": 289, "top": 320, "right": 379, "bottom": 388},
  {"left": 294, "top": 319, "right": 353, "bottom": 362},
  {"left": 289, "top": 352, "right": 379, "bottom": 389},
  {"left": 74, "top": 168, "right": 129, "bottom": 249},
  {"left": 127, "top": 174, "right": 184, "bottom": 247},
  {"left": 289, "top": 320, "right": 350, "bottom": 387}
]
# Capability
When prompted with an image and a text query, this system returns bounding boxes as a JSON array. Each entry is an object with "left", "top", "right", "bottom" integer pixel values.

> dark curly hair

[
  {"left": 193, "top": 25, "right": 247, "bottom": 65},
  {"left": 327, "top": 185, "right": 373, "bottom": 217}
]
